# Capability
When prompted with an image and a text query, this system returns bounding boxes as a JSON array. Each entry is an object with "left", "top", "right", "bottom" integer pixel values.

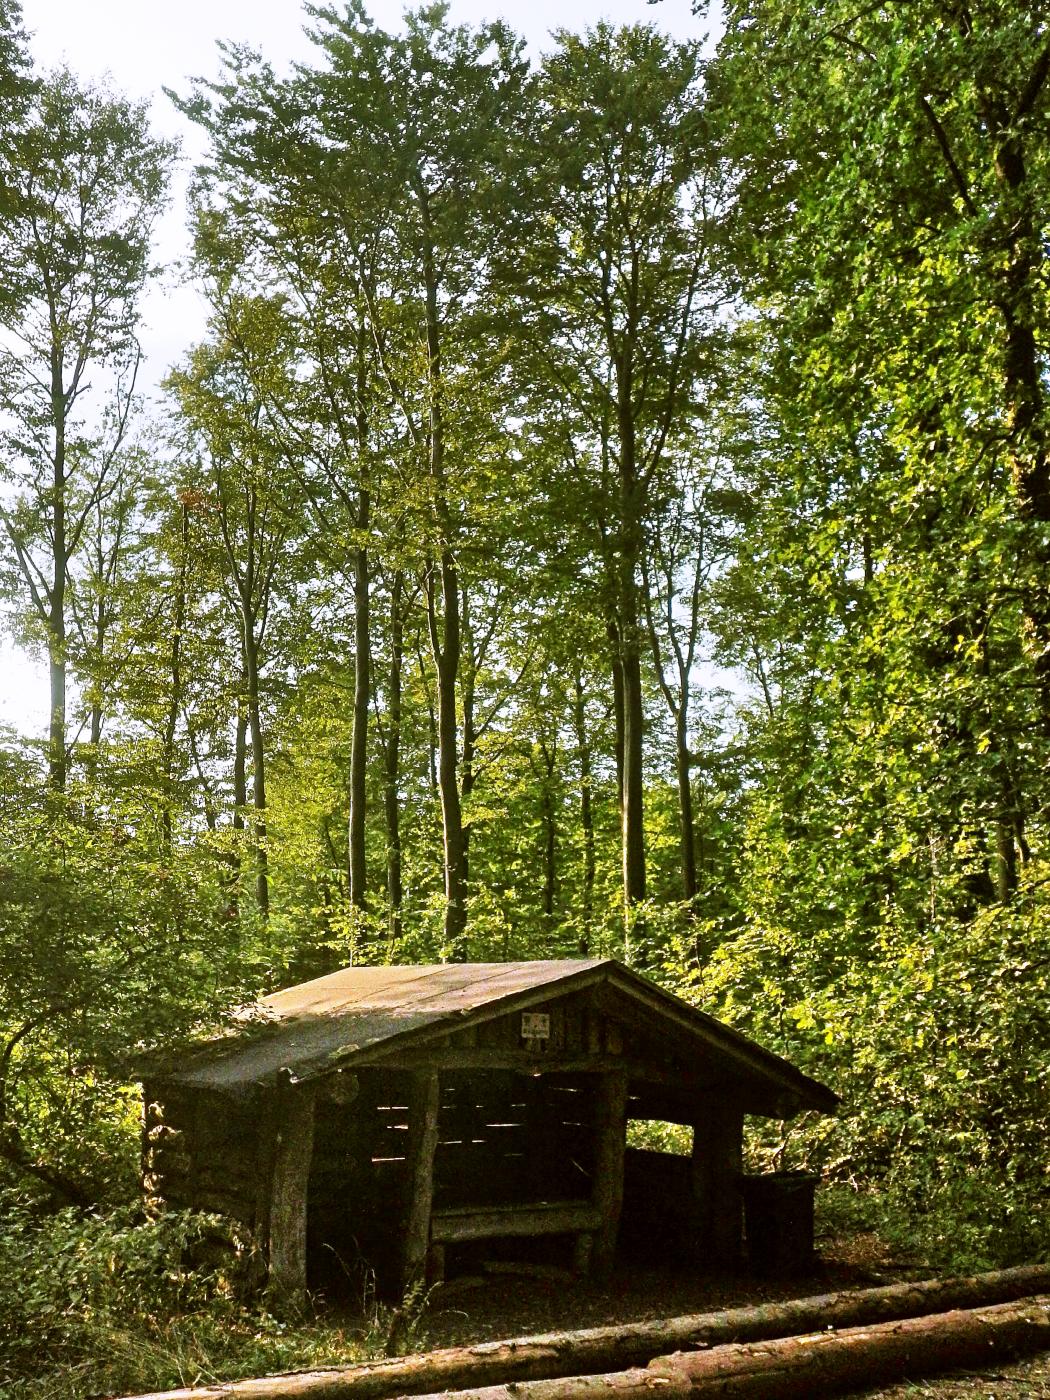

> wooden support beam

[
  {"left": 591, "top": 1069, "right": 627, "bottom": 1276},
  {"left": 431, "top": 1202, "right": 602, "bottom": 1243},
  {"left": 402, "top": 1069, "right": 441, "bottom": 1293},
  {"left": 691, "top": 1100, "right": 743, "bottom": 1269},
  {"left": 572, "top": 1230, "right": 593, "bottom": 1276},
  {"left": 267, "top": 1080, "right": 317, "bottom": 1310}
]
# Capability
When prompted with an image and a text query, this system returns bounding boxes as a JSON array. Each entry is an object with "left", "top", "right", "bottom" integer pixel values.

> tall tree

[
  {"left": 708, "top": 0, "right": 1050, "bottom": 897},
  {"left": 533, "top": 25, "right": 728, "bottom": 944},
  {"left": 177, "top": 3, "right": 535, "bottom": 955},
  {"left": 0, "top": 71, "right": 171, "bottom": 786},
  {"left": 168, "top": 320, "right": 309, "bottom": 920}
]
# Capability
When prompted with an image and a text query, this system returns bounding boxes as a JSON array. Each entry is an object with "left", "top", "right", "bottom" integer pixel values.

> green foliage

[
  {"left": 693, "top": 865, "right": 1050, "bottom": 1271},
  {"left": 0, "top": 7, "right": 1047, "bottom": 1376},
  {"left": 0, "top": 761, "right": 264, "bottom": 1203},
  {"left": 0, "top": 1201, "right": 379, "bottom": 1399}
]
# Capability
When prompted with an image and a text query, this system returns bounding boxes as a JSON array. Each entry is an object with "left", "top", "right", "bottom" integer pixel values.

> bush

[
  {"left": 691, "top": 864, "right": 1050, "bottom": 1274},
  {"left": 0, "top": 1200, "right": 377, "bottom": 1400}
]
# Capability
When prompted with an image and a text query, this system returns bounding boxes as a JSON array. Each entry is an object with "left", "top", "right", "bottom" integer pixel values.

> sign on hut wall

[{"left": 521, "top": 1012, "right": 550, "bottom": 1046}]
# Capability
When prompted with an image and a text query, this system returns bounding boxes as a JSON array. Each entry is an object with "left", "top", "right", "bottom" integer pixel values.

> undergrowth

[{"left": 0, "top": 1200, "right": 384, "bottom": 1400}]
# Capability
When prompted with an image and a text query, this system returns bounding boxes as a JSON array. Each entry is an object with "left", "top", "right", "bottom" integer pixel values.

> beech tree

[
  {"left": 0, "top": 71, "right": 171, "bottom": 787},
  {"left": 532, "top": 25, "right": 729, "bottom": 943},
  {"left": 177, "top": 4, "right": 536, "bottom": 955}
]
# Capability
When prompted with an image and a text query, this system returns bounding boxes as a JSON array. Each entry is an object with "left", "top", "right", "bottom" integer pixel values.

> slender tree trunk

[
  {"left": 572, "top": 670, "right": 595, "bottom": 955},
  {"left": 540, "top": 738, "right": 557, "bottom": 935},
  {"left": 993, "top": 132, "right": 1050, "bottom": 732},
  {"left": 230, "top": 676, "right": 249, "bottom": 920},
  {"left": 676, "top": 706, "right": 698, "bottom": 906},
  {"left": 615, "top": 362, "right": 647, "bottom": 939},
  {"left": 608, "top": 620, "right": 625, "bottom": 812},
  {"left": 242, "top": 625, "right": 269, "bottom": 919},
  {"left": 460, "top": 589, "right": 476, "bottom": 891},
  {"left": 48, "top": 360, "right": 67, "bottom": 790},
  {"left": 348, "top": 489, "right": 371, "bottom": 912},
  {"left": 384, "top": 572, "right": 405, "bottom": 947},
  {"left": 428, "top": 556, "right": 468, "bottom": 958},
  {"left": 419, "top": 206, "right": 467, "bottom": 958},
  {"left": 620, "top": 621, "right": 647, "bottom": 928},
  {"left": 233, "top": 698, "right": 248, "bottom": 824},
  {"left": 161, "top": 502, "right": 189, "bottom": 849}
]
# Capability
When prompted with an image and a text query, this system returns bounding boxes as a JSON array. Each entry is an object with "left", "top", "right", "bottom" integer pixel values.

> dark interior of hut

[{"left": 306, "top": 1066, "right": 697, "bottom": 1301}]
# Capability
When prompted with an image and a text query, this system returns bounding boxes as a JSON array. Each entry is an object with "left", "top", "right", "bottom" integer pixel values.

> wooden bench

[{"left": 428, "top": 1200, "right": 602, "bottom": 1281}]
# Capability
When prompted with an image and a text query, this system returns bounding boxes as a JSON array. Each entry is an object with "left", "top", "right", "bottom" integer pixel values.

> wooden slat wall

[{"left": 142, "top": 1083, "right": 258, "bottom": 1226}]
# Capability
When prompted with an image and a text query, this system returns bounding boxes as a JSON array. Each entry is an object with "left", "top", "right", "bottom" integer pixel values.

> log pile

[
  {"left": 120, "top": 1265, "right": 1050, "bottom": 1400},
  {"left": 428, "top": 1297, "right": 1050, "bottom": 1399}
]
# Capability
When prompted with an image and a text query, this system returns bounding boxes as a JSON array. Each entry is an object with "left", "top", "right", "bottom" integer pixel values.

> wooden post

[
  {"left": 573, "top": 1230, "right": 594, "bottom": 1276},
  {"left": 402, "top": 1069, "right": 441, "bottom": 1292},
  {"left": 267, "top": 1079, "right": 317, "bottom": 1309},
  {"left": 691, "top": 1099, "right": 743, "bottom": 1269},
  {"left": 591, "top": 1069, "right": 627, "bottom": 1276}
]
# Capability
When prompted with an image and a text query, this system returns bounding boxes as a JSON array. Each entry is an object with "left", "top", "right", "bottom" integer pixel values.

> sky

[{"left": 0, "top": 0, "right": 710, "bottom": 737}]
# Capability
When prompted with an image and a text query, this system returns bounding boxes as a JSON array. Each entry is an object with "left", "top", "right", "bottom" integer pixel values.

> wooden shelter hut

[{"left": 141, "top": 959, "right": 837, "bottom": 1304}]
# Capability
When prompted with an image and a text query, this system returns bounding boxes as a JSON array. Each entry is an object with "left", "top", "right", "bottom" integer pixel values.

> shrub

[{"left": 0, "top": 1200, "right": 376, "bottom": 1400}]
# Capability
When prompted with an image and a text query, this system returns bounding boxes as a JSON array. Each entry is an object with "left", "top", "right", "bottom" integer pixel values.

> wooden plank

[
  {"left": 356, "top": 1047, "right": 721, "bottom": 1091},
  {"left": 267, "top": 1080, "right": 317, "bottom": 1310},
  {"left": 402, "top": 1069, "right": 441, "bottom": 1291},
  {"left": 691, "top": 1100, "right": 743, "bottom": 1268},
  {"left": 591, "top": 1069, "right": 628, "bottom": 1275},
  {"left": 430, "top": 1201, "right": 601, "bottom": 1243}
]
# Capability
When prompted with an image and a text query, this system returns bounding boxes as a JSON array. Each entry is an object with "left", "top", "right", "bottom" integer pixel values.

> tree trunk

[
  {"left": 419, "top": 205, "right": 467, "bottom": 959},
  {"left": 608, "top": 620, "right": 625, "bottom": 814},
  {"left": 572, "top": 670, "right": 596, "bottom": 955},
  {"left": 233, "top": 697, "right": 248, "bottom": 826},
  {"left": 48, "top": 363, "right": 67, "bottom": 790},
  {"left": 384, "top": 572, "right": 405, "bottom": 947},
  {"left": 410, "top": 1301, "right": 1050, "bottom": 1399},
  {"left": 539, "top": 739, "right": 557, "bottom": 935},
  {"left": 620, "top": 636, "right": 646, "bottom": 949},
  {"left": 643, "top": 1296, "right": 1050, "bottom": 1400},
  {"left": 995, "top": 141, "right": 1050, "bottom": 733},
  {"left": 243, "top": 625, "right": 269, "bottom": 919},
  {"left": 161, "top": 502, "right": 190, "bottom": 849},
  {"left": 676, "top": 707, "right": 697, "bottom": 906},
  {"left": 348, "top": 491, "right": 371, "bottom": 913},
  {"left": 116, "top": 1267, "right": 1050, "bottom": 1400},
  {"left": 460, "top": 588, "right": 476, "bottom": 893},
  {"left": 614, "top": 333, "right": 648, "bottom": 947},
  {"left": 430, "top": 554, "right": 468, "bottom": 958},
  {"left": 230, "top": 679, "right": 249, "bottom": 920}
]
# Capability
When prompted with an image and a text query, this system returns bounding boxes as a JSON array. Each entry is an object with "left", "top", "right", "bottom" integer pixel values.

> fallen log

[
  {"left": 118, "top": 1264, "right": 1050, "bottom": 1400},
  {"left": 414, "top": 1296, "right": 1050, "bottom": 1399}
]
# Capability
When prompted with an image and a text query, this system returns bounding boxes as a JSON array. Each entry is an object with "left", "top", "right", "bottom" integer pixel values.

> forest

[{"left": 0, "top": 0, "right": 1048, "bottom": 1395}]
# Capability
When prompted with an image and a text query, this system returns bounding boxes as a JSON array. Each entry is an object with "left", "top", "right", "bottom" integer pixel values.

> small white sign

[{"left": 521, "top": 1012, "right": 550, "bottom": 1040}]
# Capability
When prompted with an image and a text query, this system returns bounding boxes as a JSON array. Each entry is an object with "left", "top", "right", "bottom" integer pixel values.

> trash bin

[{"left": 740, "top": 1172, "right": 818, "bottom": 1275}]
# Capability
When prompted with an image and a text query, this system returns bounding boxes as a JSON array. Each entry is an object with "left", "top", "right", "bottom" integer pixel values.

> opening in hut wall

[
  {"left": 304, "top": 1066, "right": 600, "bottom": 1295},
  {"left": 307, "top": 1069, "right": 413, "bottom": 1295},
  {"left": 432, "top": 1071, "right": 596, "bottom": 1208}
]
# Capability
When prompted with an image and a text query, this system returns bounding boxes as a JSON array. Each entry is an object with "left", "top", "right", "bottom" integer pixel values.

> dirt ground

[
  {"left": 399, "top": 1232, "right": 1050, "bottom": 1398},
  {"left": 857, "top": 1351, "right": 1050, "bottom": 1398}
]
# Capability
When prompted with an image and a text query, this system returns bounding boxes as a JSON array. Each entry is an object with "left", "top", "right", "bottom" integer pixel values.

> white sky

[{"left": 1, "top": 0, "right": 710, "bottom": 737}]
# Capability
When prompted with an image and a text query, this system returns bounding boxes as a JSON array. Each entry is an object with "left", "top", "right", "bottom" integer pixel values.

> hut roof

[{"left": 154, "top": 959, "right": 838, "bottom": 1113}]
